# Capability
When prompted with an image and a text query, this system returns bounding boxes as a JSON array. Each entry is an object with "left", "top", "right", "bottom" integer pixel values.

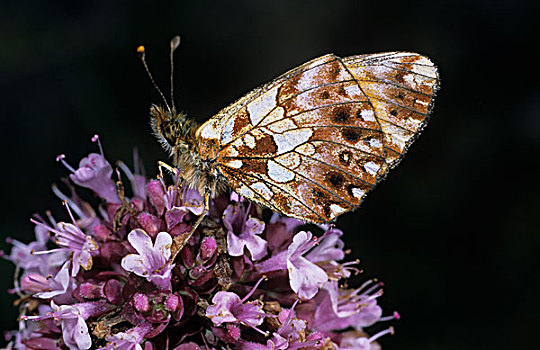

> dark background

[{"left": 1, "top": 1, "right": 539, "bottom": 348}]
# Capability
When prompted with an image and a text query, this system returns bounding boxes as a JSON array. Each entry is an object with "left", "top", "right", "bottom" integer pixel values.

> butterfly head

[
  {"left": 149, "top": 105, "right": 189, "bottom": 155},
  {"left": 138, "top": 36, "right": 199, "bottom": 156}
]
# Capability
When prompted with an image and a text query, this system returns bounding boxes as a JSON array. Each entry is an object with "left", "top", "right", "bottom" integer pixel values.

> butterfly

[{"left": 139, "top": 37, "right": 439, "bottom": 228}]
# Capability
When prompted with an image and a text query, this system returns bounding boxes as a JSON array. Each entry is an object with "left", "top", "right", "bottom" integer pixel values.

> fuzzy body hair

[{"left": 150, "top": 105, "right": 227, "bottom": 196}]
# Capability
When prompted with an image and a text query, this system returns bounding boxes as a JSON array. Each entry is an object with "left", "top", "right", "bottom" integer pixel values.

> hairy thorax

[{"left": 150, "top": 105, "right": 227, "bottom": 196}]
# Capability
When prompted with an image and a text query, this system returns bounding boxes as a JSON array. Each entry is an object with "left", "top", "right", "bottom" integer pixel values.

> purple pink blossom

[{"left": 1, "top": 136, "right": 398, "bottom": 349}]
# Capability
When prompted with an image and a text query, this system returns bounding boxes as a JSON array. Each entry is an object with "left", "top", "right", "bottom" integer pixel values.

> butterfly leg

[
  {"left": 157, "top": 160, "right": 183, "bottom": 180},
  {"left": 170, "top": 190, "right": 210, "bottom": 262}
]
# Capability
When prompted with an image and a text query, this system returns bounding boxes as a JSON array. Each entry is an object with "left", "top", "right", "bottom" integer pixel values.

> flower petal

[
  {"left": 227, "top": 230, "right": 246, "bottom": 257},
  {"left": 154, "top": 232, "right": 172, "bottom": 261},
  {"left": 127, "top": 229, "right": 153, "bottom": 255},
  {"left": 288, "top": 256, "right": 328, "bottom": 300},
  {"left": 121, "top": 254, "right": 147, "bottom": 276}
]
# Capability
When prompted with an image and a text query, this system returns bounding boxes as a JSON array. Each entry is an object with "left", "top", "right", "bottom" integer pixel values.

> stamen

[
  {"left": 115, "top": 168, "right": 122, "bottom": 182},
  {"left": 30, "top": 218, "right": 60, "bottom": 236},
  {"left": 56, "top": 154, "right": 76, "bottom": 173},
  {"left": 242, "top": 321, "right": 269, "bottom": 336},
  {"left": 341, "top": 259, "right": 360, "bottom": 267},
  {"left": 368, "top": 326, "right": 395, "bottom": 343},
  {"left": 51, "top": 184, "right": 85, "bottom": 219},
  {"left": 45, "top": 210, "right": 57, "bottom": 227},
  {"left": 341, "top": 259, "right": 362, "bottom": 275},
  {"left": 366, "top": 289, "right": 384, "bottom": 301},
  {"left": 282, "top": 298, "right": 300, "bottom": 328},
  {"left": 241, "top": 201, "right": 253, "bottom": 227},
  {"left": 31, "top": 248, "right": 64, "bottom": 255},
  {"left": 117, "top": 161, "right": 134, "bottom": 181},
  {"left": 133, "top": 148, "right": 142, "bottom": 175},
  {"left": 91, "top": 134, "right": 105, "bottom": 156},
  {"left": 356, "top": 278, "right": 377, "bottom": 294},
  {"left": 62, "top": 200, "right": 82, "bottom": 233},
  {"left": 163, "top": 186, "right": 173, "bottom": 209},
  {"left": 241, "top": 275, "right": 267, "bottom": 303},
  {"left": 20, "top": 311, "right": 53, "bottom": 322},
  {"left": 379, "top": 310, "right": 401, "bottom": 322},
  {"left": 13, "top": 264, "right": 23, "bottom": 298}
]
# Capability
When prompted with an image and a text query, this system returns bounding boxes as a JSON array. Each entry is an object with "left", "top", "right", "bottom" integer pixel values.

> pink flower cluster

[{"left": 1, "top": 136, "right": 398, "bottom": 349}]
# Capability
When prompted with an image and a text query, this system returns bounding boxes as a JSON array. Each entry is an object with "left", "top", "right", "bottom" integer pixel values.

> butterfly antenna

[
  {"left": 169, "top": 35, "right": 181, "bottom": 112},
  {"left": 137, "top": 44, "right": 171, "bottom": 112}
]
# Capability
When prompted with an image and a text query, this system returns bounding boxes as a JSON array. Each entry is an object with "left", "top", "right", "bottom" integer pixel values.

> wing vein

[
  {"left": 272, "top": 158, "right": 356, "bottom": 208},
  {"left": 378, "top": 62, "right": 439, "bottom": 80},
  {"left": 354, "top": 78, "right": 436, "bottom": 98},
  {"left": 291, "top": 150, "right": 376, "bottom": 188},
  {"left": 224, "top": 167, "right": 326, "bottom": 222},
  {"left": 278, "top": 79, "right": 357, "bottom": 105}
]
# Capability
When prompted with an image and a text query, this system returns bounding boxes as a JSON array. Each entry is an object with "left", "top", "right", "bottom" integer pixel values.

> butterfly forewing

[{"left": 196, "top": 52, "right": 439, "bottom": 223}]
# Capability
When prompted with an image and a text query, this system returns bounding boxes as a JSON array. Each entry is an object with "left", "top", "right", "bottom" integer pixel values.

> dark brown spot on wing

[
  {"left": 341, "top": 127, "right": 362, "bottom": 142},
  {"left": 323, "top": 205, "right": 331, "bottom": 219},
  {"left": 320, "top": 91, "right": 330, "bottom": 99},
  {"left": 332, "top": 106, "right": 351, "bottom": 124},
  {"left": 330, "top": 64, "right": 341, "bottom": 78},
  {"left": 326, "top": 172, "right": 344, "bottom": 188}
]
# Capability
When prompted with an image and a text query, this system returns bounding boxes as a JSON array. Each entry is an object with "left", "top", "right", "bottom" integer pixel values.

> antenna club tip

[
  {"left": 136, "top": 45, "right": 145, "bottom": 54},
  {"left": 170, "top": 36, "right": 181, "bottom": 50}
]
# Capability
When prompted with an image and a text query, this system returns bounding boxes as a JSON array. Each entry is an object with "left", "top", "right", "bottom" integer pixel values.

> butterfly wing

[
  {"left": 343, "top": 52, "right": 440, "bottom": 176},
  {"left": 197, "top": 53, "right": 439, "bottom": 223}
]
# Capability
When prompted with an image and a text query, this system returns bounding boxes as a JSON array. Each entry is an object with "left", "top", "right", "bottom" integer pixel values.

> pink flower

[
  {"left": 33, "top": 261, "right": 74, "bottom": 302},
  {"left": 206, "top": 291, "right": 265, "bottom": 327},
  {"left": 31, "top": 214, "right": 99, "bottom": 277},
  {"left": 58, "top": 153, "right": 120, "bottom": 204},
  {"left": 2, "top": 224, "right": 66, "bottom": 277},
  {"left": 52, "top": 302, "right": 93, "bottom": 350},
  {"left": 104, "top": 323, "right": 153, "bottom": 350},
  {"left": 57, "top": 222, "right": 99, "bottom": 276},
  {"left": 121, "top": 229, "right": 174, "bottom": 290},
  {"left": 287, "top": 231, "right": 328, "bottom": 300},
  {"left": 301, "top": 280, "right": 383, "bottom": 333},
  {"left": 224, "top": 202, "right": 267, "bottom": 260},
  {"left": 339, "top": 328, "right": 394, "bottom": 350},
  {"left": 206, "top": 277, "right": 267, "bottom": 334},
  {"left": 22, "top": 300, "right": 113, "bottom": 350},
  {"left": 3, "top": 137, "right": 398, "bottom": 349},
  {"left": 306, "top": 228, "right": 345, "bottom": 262}
]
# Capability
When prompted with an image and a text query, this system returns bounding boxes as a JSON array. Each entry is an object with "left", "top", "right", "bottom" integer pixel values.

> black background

[{"left": 1, "top": 1, "right": 539, "bottom": 349}]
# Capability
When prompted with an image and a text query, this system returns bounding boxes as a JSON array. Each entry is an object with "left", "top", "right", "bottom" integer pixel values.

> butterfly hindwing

[{"left": 196, "top": 52, "right": 439, "bottom": 223}]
